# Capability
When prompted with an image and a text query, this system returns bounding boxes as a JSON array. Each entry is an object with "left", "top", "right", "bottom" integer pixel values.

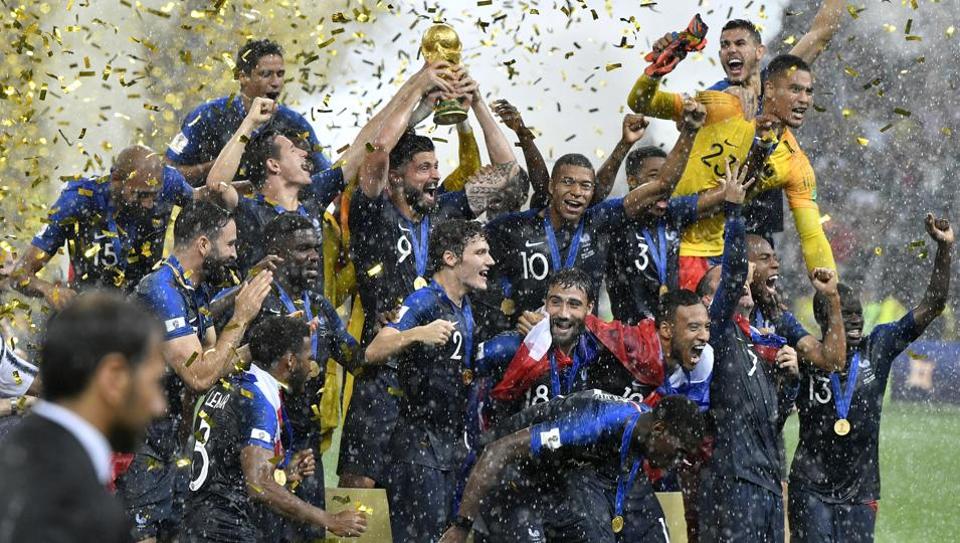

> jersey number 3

[{"left": 189, "top": 418, "right": 212, "bottom": 491}]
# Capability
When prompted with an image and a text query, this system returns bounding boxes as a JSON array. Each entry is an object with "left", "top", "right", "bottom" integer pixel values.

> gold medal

[
  {"left": 273, "top": 468, "right": 287, "bottom": 486},
  {"left": 309, "top": 360, "right": 321, "bottom": 379},
  {"left": 414, "top": 276, "right": 428, "bottom": 290},
  {"left": 659, "top": 284, "right": 669, "bottom": 296},
  {"left": 611, "top": 515, "right": 624, "bottom": 533},
  {"left": 834, "top": 418, "right": 851, "bottom": 436},
  {"left": 462, "top": 369, "right": 474, "bottom": 385},
  {"left": 500, "top": 298, "right": 516, "bottom": 316}
]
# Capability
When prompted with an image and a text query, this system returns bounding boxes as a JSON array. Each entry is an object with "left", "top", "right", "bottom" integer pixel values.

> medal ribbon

[
  {"left": 547, "top": 339, "right": 587, "bottom": 397},
  {"left": 404, "top": 216, "right": 431, "bottom": 278},
  {"left": 256, "top": 193, "right": 309, "bottom": 219},
  {"left": 830, "top": 352, "right": 860, "bottom": 423},
  {"left": 641, "top": 225, "right": 668, "bottom": 287},
  {"left": 614, "top": 413, "right": 644, "bottom": 522},
  {"left": 275, "top": 283, "right": 319, "bottom": 357},
  {"left": 543, "top": 215, "right": 585, "bottom": 270}
]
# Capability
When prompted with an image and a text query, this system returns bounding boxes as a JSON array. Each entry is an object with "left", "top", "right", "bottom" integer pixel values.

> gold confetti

[
  {"left": 948, "top": 26, "right": 956, "bottom": 38},
  {"left": 894, "top": 108, "right": 911, "bottom": 117},
  {"left": 605, "top": 63, "right": 622, "bottom": 72},
  {"left": 856, "top": 137, "right": 870, "bottom": 146},
  {"left": 874, "top": 247, "right": 883, "bottom": 256},
  {"left": 12, "top": 370, "right": 22, "bottom": 386},
  {"left": 905, "top": 35, "right": 922, "bottom": 42},
  {"left": 176, "top": 458, "right": 192, "bottom": 468},
  {"left": 184, "top": 351, "right": 200, "bottom": 368}
]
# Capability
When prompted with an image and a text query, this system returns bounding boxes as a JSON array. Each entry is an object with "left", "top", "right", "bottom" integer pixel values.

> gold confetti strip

[
  {"left": 184, "top": 351, "right": 200, "bottom": 368},
  {"left": 856, "top": 137, "right": 870, "bottom": 146}
]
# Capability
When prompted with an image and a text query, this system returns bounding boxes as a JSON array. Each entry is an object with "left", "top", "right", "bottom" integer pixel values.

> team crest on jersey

[
  {"left": 164, "top": 317, "right": 186, "bottom": 333},
  {"left": 540, "top": 427, "right": 562, "bottom": 450}
]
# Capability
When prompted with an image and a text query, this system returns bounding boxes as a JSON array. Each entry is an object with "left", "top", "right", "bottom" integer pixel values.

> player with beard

[
  {"left": 748, "top": 233, "right": 846, "bottom": 372},
  {"left": 339, "top": 62, "right": 522, "bottom": 489},
  {"left": 693, "top": 162, "right": 813, "bottom": 542},
  {"left": 360, "top": 219, "right": 493, "bottom": 542},
  {"left": 485, "top": 99, "right": 705, "bottom": 325},
  {"left": 7, "top": 145, "right": 197, "bottom": 307},
  {"left": 167, "top": 39, "right": 337, "bottom": 187},
  {"left": 637, "top": 3, "right": 845, "bottom": 247},
  {"left": 789, "top": 215, "right": 953, "bottom": 543},
  {"left": 629, "top": 45, "right": 839, "bottom": 291},
  {"left": 438, "top": 390, "right": 706, "bottom": 543},
  {"left": 244, "top": 213, "right": 361, "bottom": 540},
  {"left": 183, "top": 316, "right": 367, "bottom": 541},
  {"left": 118, "top": 200, "right": 273, "bottom": 542}
]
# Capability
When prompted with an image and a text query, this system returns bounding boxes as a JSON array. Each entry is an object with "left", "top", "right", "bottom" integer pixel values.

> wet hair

[
  {"left": 814, "top": 282, "right": 858, "bottom": 330},
  {"left": 550, "top": 153, "right": 594, "bottom": 179},
  {"left": 695, "top": 266, "right": 721, "bottom": 298},
  {"left": 546, "top": 268, "right": 594, "bottom": 304},
  {"left": 721, "top": 19, "right": 762, "bottom": 45},
  {"left": 390, "top": 131, "right": 435, "bottom": 172},
  {"left": 653, "top": 395, "right": 707, "bottom": 451},
  {"left": 41, "top": 292, "right": 161, "bottom": 402},
  {"left": 248, "top": 316, "right": 310, "bottom": 370},
  {"left": 656, "top": 289, "right": 704, "bottom": 328},
  {"left": 236, "top": 39, "right": 284, "bottom": 77},
  {"left": 428, "top": 219, "right": 486, "bottom": 274},
  {"left": 264, "top": 212, "right": 315, "bottom": 254},
  {"left": 764, "top": 54, "right": 812, "bottom": 83},
  {"left": 173, "top": 200, "right": 232, "bottom": 246},
  {"left": 243, "top": 129, "right": 284, "bottom": 190},
  {"left": 625, "top": 146, "right": 667, "bottom": 178}
]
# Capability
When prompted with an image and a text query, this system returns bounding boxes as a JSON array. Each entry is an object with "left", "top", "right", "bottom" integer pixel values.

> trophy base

[{"left": 433, "top": 100, "right": 469, "bottom": 126}]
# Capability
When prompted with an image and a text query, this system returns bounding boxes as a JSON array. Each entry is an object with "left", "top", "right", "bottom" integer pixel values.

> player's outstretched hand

[
  {"left": 678, "top": 97, "right": 707, "bottom": 132},
  {"left": 325, "top": 510, "right": 368, "bottom": 537},
  {"left": 418, "top": 319, "right": 456, "bottom": 346},
  {"left": 517, "top": 310, "right": 545, "bottom": 336},
  {"left": 925, "top": 213, "right": 954, "bottom": 246},
  {"left": 438, "top": 526, "right": 470, "bottom": 543},
  {"left": 776, "top": 345, "right": 799, "bottom": 378},
  {"left": 492, "top": 99, "right": 526, "bottom": 134},
  {"left": 233, "top": 269, "right": 273, "bottom": 326},
  {"left": 651, "top": 32, "right": 675, "bottom": 54},
  {"left": 286, "top": 449, "right": 316, "bottom": 482},
  {"left": 621, "top": 113, "right": 649, "bottom": 144},
  {"left": 721, "top": 160, "right": 754, "bottom": 204},
  {"left": 810, "top": 267, "right": 838, "bottom": 296}
]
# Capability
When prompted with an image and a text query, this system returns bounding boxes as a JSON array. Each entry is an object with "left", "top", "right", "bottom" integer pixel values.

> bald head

[{"left": 111, "top": 145, "right": 165, "bottom": 211}]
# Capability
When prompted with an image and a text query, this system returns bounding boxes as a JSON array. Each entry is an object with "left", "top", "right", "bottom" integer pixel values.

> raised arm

[
  {"left": 623, "top": 100, "right": 705, "bottom": 218},
  {"left": 708, "top": 162, "right": 754, "bottom": 323},
  {"left": 358, "top": 61, "right": 456, "bottom": 198},
  {"left": 595, "top": 114, "right": 648, "bottom": 203},
  {"left": 460, "top": 78, "right": 515, "bottom": 166},
  {"left": 205, "top": 97, "right": 276, "bottom": 210},
  {"left": 364, "top": 318, "right": 455, "bottom": 365},
  {"left": 913, "top": 214, "right": 954, "bottom": 330},
  {"left": 492, "top": 99, "right": 550, "bottom": 208},
  {"left": 438, "top": 429, "right": 532, "bottom": 543},
  {"left": 797, "top": 268, "right": 846, "bottom": 371},
  {"left": 440, "top": 124, "right": 482, "bottom": 192},
  {"left": 788, "top": 0, "right": 845, "bottom": 65},
  {"left": 626, "top": 73, "right": 684, "bottom": 121}
]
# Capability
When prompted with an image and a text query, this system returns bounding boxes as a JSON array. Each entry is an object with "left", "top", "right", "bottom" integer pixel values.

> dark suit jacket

[{"left": 0, "top": 414, "right": 131, "bottom": 543}]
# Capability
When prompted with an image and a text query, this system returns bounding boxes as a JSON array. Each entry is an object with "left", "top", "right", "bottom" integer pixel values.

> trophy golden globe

[{"left": 420, "top": 23, "right": 469, "bottom": 125}]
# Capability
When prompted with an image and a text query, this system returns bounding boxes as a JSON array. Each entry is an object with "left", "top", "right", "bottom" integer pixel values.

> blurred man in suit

[{"left": 0, "top": 292, "right": 168, "bottom": 542}]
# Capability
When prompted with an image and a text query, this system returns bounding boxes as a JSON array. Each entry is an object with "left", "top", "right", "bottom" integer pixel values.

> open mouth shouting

[
  {"left": 689, "top": 343, "right": 706, "bottom": 366},
  {"left": 421, "top": 181, "right": 439, "bottom": 205},
  {"left": 725, "top": 57, "right": 745, "bottom": 79},
  {"left": 764, "top": 274, "right": 780, "bottom": 297},
  {"left": 789, "top": 105, "right": 807, "bottom": 125},
  {"left": 561, "top": 197, "right": 587, "bottom": 218}
]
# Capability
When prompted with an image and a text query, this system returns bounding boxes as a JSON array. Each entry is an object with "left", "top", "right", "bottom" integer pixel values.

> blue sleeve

[
  {"left": 31, "top": 185, "right": 86, "bottom": 254},
  {"left": 158, "top": 166, "right": 194, "bottom": 207},
  {"left": 590, "top": 197, "right": 626, "bottom": 230},
  {"left": 319, "top": 297, "right": 357, "bottom": 349},
  {"left": 439, "top": 190, "right": 474, "bottom": 220},
  {"left": 777, "top": 311, "right": 811, "bottom": 348},
  {"left": 871, "top": 311, "right": 920, "bottom": 380},
  {"left": 687, "top": 381, "right": 712, "bottom": 411},
  {"left": 666, "top": 195, "right": 699, "bottom": 231},
  {"left": 137, "top": 276, "right": 196, "bottom": 340},
  {"left": 166, "top": 105, "right": 208, "bottom": 164},
  {"left": 529, "top": 401, "right": 639, "bottom": 457},
  {"left": 708, "top": 202, "right": 747, "bottom": 325},
  {"left": 388, "top": 290, "right": 435, "bottom": 332},
  {"left": 244, "top": 391, "right": 279, "bottom": 450},
  {"left": 309, "top": 167, "right": 345, "bottom": 209},
  {"left": 475, "top": 333, "right": 522, "bottom": 377}
]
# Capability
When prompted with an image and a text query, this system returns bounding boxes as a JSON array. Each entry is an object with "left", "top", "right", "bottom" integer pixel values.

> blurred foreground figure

[{"left": 0, "top": 292, "right": 167, "bottom": 542}]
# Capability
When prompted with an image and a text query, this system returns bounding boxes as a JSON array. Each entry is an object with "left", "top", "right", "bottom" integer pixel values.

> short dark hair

[
  {"left": 550, "top": 153, "right": 594, "bottom": 179},
  {"left": 764, "top": 54, "right": 812, "bottom": 83},
  {"left": 653, "top": 394, "right": 707, "bottom": 451},
  {"left": 656, "top": 289, "right": 703, "bottom": 327},
  {"left": 546, "top": 268, "right": 594, "bottom": 303},
  {"left": 236, "top": 39, "right": 283, "bottom": 77},
  {"left": 264, "top": 212, "right": 315, "bottom": 254},
  {"left": 174, "top": 200, "right": 232, "bottom": 246},
  {"left": 695, "top": 266, "right": 721, "bottom": 298},
  {"left": 248, "top": 316, "right": 311, "bottom": 370},
  {"left": 41, "top": 292, "right": 161, "bottom": 402},
  {"left": 428, "top": 219, "right": 486, "bottom": 274},
  {"left": 721, "top": 19, "right": 762, "bottom": 44},
  {"left": 814, "top": 282, "right": 858, "bottom": 330},
  {"left": 243, "top": 129, "right": 283, "bottom": 189},
  {"left": 625, "top": 146, "right": 667, "bottom": 178},
  {"left": 390, "top": 131, "right": 435, "bottom": 172}
]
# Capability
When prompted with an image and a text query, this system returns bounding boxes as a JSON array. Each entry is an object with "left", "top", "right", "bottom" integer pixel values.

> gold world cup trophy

[{"left": 420, "top": 23, "right": 469, "bottom": 125}]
